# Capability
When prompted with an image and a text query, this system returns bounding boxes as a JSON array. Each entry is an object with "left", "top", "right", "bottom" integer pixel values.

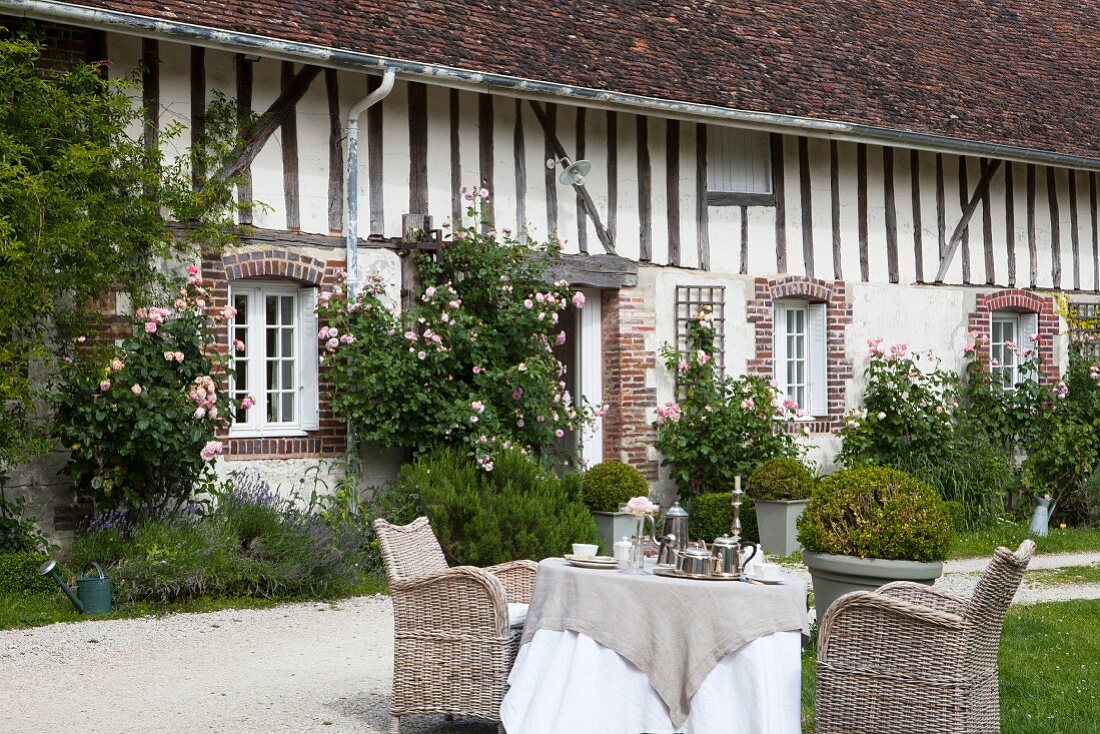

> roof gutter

[{"left": 4, "top": 0, "right": 1099, "bottom": 172}]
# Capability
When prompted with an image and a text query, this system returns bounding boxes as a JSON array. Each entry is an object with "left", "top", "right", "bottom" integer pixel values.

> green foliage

[
  {"left": 0, "top": 551, "right": 51, "bottom": 593},
  {"left": 316, "top": 194, "right": 593, "bottom": 469},
  {"left": 654, "top": 311, "right": 800, "bottom": 498},
  {"left": 53, "top": 275, "right": 242, "bottom": 518},
  {"left": 387, "top": 447, "right": 597, "bottom": 567},
  {"left": 70, "top": 473, "right": 375, "bottom": 603},
  {"left": 0, "top": 487, "right": 50, "bottom": 553},
  {"left": 688, "top": 492, "right": 758, "bottom": 543},
  {"left": 747, "top": 458, "right": 814, "bottom": 501},
  {"left": 797, "top": 466, "right": 952, "bottom": 562},
  {"left": 582, "top": 461, "right": 648, "bottom": 512},
  {"left": 838, "top": 342, "right": 960, "bottom": 468},
  {"left": 0, "top": 31, "right": 245, "bottom": 468},
  {"left": 895, "top": 432, "right": 1017, "bottom": 529}
]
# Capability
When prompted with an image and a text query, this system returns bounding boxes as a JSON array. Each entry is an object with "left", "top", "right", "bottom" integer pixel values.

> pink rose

[
  {"left": 194, "top": 407, "right": 206, "bottom": 419},
  {"left": 200, "top": 440, "right": 223, "bottom": 461},
  {"left": 99, "top": 380, "right": 111, "bottom": 392},
  {"left": 164, "top": 351, "right": 175, "bottom": 361},
  {"left": 240, "top": 396, "right": 255, "bottom": 410},
  {"left": 110, "top": 358, "right": 124, "bottom": 371},
  {"left": 572, "top": 291, "right": 586, "bottom": 309},
  {"left": 145, "top": 322, "right": 157, "bottom": 333},
  {"left": 186, "top": 264, "right": 199, "bottom": 275},
  {"left": 625, "top": 496, "right": 657, "bottom": 514},
  {"left": 471, "top": 401, "right": 485, "bottom": 413},
  {"left": 524, "top": 299, "right": 534, "bottom": 309},
  {"left": 131, "top": 384, "right": 143, "bottom": 395},
  {"left": 417, "top": 351, "right": 427, "bottom": 360},
  {"left": 556, "top": 331, "right": 567, "bottom": 346},
  {"left": 326, "top": 337, "right": 340, "bottom": 350},
  {"left": 555, "top": 429, "right": 564, "bottom": 438},
  {"left": 513, "top": 388, "right": 523, "bottom": 400}
]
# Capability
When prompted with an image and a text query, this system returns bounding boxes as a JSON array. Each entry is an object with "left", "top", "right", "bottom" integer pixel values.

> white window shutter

[
  {"left": 808, "top": 302, "right": 828, "bottom": 417},
  {"left": 298, "top": 287, "right": 320, "bottom": 431},
  {"left": 1020, "top": 312, "right": 1039, "bottom": 381},
  {"left": 773, "top": 303, "right": 788, "bottom": 394}
]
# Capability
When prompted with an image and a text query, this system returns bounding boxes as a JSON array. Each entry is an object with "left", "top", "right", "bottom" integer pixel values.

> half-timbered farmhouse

[{"left": 5, "top": 0, "right": 1098, "bottom": 521}]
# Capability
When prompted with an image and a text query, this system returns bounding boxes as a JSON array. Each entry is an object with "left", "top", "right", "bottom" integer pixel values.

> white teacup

[
  {"left": 759, "top": 563, "right": 782, "bottom": 581},
  {"left": 572, "top": 543, "right": 598, "bottom": 558}
]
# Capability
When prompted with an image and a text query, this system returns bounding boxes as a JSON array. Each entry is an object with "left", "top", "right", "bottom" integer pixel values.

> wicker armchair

[
  {"left": 374, "top": 516, "right": 538, "bottom": 734},
  {"left": 815, "top": 540, "right": 1035, "bottom": 734}
]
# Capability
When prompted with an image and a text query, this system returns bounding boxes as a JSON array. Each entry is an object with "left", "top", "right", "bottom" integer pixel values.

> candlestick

[{"left": 731, "top": 476, "right": 742, "bottom": 542}]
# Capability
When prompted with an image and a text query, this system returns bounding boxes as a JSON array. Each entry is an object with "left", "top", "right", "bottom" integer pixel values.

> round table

[{"left": 501, "top": 558, "right": 809, "bottom": 734}]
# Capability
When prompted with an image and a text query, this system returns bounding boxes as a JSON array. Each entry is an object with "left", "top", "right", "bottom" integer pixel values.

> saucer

[{"left": 564, "top": 555, "right": 618, "bottom": 570}]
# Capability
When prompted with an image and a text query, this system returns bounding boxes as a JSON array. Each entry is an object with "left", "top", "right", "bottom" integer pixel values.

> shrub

[
  {"left": 582, "top": 461, "right": 648, "bottom": 512},
  {"left": 655, "top": 311, "right": 800, "bottom": 498},
  {"left": 54, "top": 271, "right": 246, "bottom": 518},
  {"left": 386, "top": 447, "right": 597, "bottom": 566},
  {"left": 747, "top": 458, "right": 814, "bottom": 501},
  {"left": 70, "top": 472, "right": 375, "bottom": 603},
  {"left": 895, "top": 431, "right": 1016, "bottom": 529},
  {"left": 317, "top": 194, "right": 595, "bottom": 470},
  {"left": 0, "top": 487, "right": 50, "bottom": 554},
  {"left": 797, "top": 466, "right": 952, "bottom": 562},
  {"left": 687, "top": 493, "right": 758, "bottom": 544},
  {"left": 0, "top": 551, "right": 52, "bottom": 594}
]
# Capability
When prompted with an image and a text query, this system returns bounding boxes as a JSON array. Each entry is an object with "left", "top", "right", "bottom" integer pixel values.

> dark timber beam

[
  {"left": 528, "top": 100, "right": 617, "bottom": 255},
  {"left": 212, "top": 64, "right": 322, "bottom": 183},
  {"left": 935, "top": 159, "right": 1003, "bottom": 283}
]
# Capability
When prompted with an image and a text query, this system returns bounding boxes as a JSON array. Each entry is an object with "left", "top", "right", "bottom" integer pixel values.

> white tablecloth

[{"left": 501, "top": 628, "right": 803, "bottom": 734}]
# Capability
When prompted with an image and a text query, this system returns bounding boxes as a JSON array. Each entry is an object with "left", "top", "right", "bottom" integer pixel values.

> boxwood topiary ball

[
  {"left": 687, "top": 492, "right": 758, "bottom": 543},
  {"left": 796, "top": 466, "right": 952, "bottom": 562},
  {"left": 582, "top": 461, "right": 649, "bottom": 512},
  {"left": 747, "top": 458, "right": 814, "bottom": 501}
]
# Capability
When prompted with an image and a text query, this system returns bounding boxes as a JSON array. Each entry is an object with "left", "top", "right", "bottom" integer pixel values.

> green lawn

[
  {"left": 1027, "top": 564, "right": 1100, "bottom": 586},
  {"left": 0, "top": 577, "right": 388, "bottom": 631},
  {"left": 801, "top": 600, "right": 1100, "bottom": 733},
  {"left": 950, "top": 525, "right": 1100, "bottom": 559}
]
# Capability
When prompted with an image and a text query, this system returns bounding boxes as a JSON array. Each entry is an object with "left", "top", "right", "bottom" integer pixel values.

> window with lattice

[
  {"left": 676, "top": 285, "right": 726, "bottom": 377},
  {"left": 1067, "top": 302, "right": 1100, "bottom": 359}
]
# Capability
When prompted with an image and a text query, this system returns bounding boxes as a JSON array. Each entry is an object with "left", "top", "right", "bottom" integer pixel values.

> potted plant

[
  {"left": 687, "top": 492, "right": 758, "bottom": 543},
  {"left": 748, "top": 458, "right": 814, "bottom": 556},
  {"left": 583, "top": 461, "right": 649, "bottom": 553},
  {"left": 797, "top": 466, "right": 952, "bottom": 619}
]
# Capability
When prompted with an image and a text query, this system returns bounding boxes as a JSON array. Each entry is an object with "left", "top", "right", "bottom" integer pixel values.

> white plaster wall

[{"left": 213, "top": 457, "right": 346, "bottom": 502}]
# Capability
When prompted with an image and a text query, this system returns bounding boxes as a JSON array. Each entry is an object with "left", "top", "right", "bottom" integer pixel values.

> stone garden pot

[
  {"left": 754, "top": 499, "right": 808, "bottom": 556},
  {"left": 592, "top": 511, "right": 638, "bottom": 555},
  {"left": 802, "top": 551, "right": 943, "bottom": 621}
]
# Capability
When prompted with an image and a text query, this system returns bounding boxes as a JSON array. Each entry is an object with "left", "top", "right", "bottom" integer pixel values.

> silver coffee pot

[{"left": 656, "top": 502, "right": 689, "bottom": 566}]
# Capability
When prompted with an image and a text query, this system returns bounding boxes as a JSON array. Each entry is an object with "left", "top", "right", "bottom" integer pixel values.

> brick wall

[
  {"left": 968, "top": 289, "right": 1059, "bottom": 384},
  {"left": 746, "top": 276, "right": 853, "bottom": 434},
  {"left": 202, "top": 247, "right": 347, "bottom": 460},
  {"left": 600, "top": 288, "right": 659, "bottom": 479}
]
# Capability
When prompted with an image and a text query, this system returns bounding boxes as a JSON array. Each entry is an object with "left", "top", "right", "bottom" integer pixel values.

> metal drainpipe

[{"left": 344, "top": 68, "right": 395, "bottom": 485}]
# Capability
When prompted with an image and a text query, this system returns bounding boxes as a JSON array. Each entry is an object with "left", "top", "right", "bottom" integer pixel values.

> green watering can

[{"left": 38, "top": 560, "right": 112, "bottom": 615}]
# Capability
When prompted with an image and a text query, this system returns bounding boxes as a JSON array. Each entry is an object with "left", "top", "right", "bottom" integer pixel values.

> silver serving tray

[{"left": 652, "top": 566, "right": 746, "bottom": 582}]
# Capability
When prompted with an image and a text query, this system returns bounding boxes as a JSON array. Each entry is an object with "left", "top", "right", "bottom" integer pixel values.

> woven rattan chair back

[
  {"left": 963, "top": 539, "right": 1035, "bottom": 672},
  {"left": 374, "top": 516, "right": 449, "bottom": 584}
]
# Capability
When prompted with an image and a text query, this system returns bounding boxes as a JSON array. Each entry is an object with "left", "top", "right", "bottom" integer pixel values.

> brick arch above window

[
  {"left": 968, "top": 289, "right": 1059, "bottom": 385},
  {"left": 746, "top": 277, "right": 853, "bottom": 434},
  {"left": 221, "top": 248, "right": 326, "bottom": 286}
]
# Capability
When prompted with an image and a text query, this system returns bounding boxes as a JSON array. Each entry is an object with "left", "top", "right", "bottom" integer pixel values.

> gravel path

[{"left": 2, "top": 550, "right": 1097, "bottom": 734}]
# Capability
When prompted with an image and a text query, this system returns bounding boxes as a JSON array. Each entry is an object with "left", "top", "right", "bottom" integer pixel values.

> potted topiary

[
  {"left": 688, "top": 492, "right": 758, "bottom": 543},
  {"left": 583, "top": 461, "right": 649, "bottom": 553},
  {"left": 748, "top": 458, "right": 814, "bottom": 556},
  {"left": 797, "top": 466, "right": 952, "bottom": 619}
]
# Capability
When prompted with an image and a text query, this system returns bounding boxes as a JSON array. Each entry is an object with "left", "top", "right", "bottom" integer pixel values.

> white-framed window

[
  {"left": 707, "top": 125, "right": 772, "bottom": 199},
  {"left": 228, "top": 281, "right": 319, "bottom": 437},
  {"left": 990, "top": 311, "right": 1038, "bottom": 390},
  {"left": 773, "top": 300, "right": 827, "bottom": 417}
]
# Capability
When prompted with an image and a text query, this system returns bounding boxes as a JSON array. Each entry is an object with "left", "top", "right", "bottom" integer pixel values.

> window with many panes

[
  {"left": 990, "top": 311, "right": 1038, "bottom": 390},
  {"left": 228, "top": 282, "right": 319, "bottom": 436},
  {"left": 773, "top": 300, "right": 827, "bottom": 417}
]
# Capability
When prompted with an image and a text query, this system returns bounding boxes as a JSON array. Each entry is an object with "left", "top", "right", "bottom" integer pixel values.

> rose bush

[
  {"left": 653, "top": 310, "right": 799, "bottom": 498},
  {"left": 54, "top": 267, "right": 249, "bottom": 518},
  {"left": 317, "top": 192, "right": 596, "bottom": 469}
]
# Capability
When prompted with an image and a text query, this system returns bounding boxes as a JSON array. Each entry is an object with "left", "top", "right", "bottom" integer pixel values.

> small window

[
  {"left": 991, "top": 311, "right": 1038, "bottom": 390},
  {"left": 774, "top": 300, "right": 827, "bottom": 417},
  {"left": 228, "top": 281, "right": 319, "bottom": 437},
  {"left": 706, "top": 126, "right": 773, "bottom": 205}
]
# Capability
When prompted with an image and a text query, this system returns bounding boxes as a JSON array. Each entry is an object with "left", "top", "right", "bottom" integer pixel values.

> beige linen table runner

[{"left": 522, "top": 557, "right": 809, "bottom": 727}]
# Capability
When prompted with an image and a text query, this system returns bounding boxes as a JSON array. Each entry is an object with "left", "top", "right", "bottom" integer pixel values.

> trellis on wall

[
  {"left": 676, "top": 285, "right": 726, "bottom": 377},
  {"left": 1066, "top": 301, "right": 1100, "bottom": 359}
]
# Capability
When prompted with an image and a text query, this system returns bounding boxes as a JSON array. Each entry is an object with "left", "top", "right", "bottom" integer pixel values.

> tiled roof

[{"left": 40, "top": 0, "right": 1100, "bottom": 161}]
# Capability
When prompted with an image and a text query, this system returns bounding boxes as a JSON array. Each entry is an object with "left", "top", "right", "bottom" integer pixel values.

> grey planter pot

[
  {"left": 802, "top": 551, "right": 944, "bottom": 621},
  {"left": 754, "top": 499, "right": 809, "bottom": 556},
  {"left": 592, "top": 511, "right": 638, "bottom": 555}
]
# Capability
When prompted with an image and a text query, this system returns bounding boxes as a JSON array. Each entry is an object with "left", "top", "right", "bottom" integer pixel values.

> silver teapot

[
  {"left": 710, "top": 535, "right": 759, "bottom": 577},
  {"left": 656, "top": 502, "right": 689, "bottom": 566},
  {"left": 675, "top": 545, "right": 713, "bottom": 576}
]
